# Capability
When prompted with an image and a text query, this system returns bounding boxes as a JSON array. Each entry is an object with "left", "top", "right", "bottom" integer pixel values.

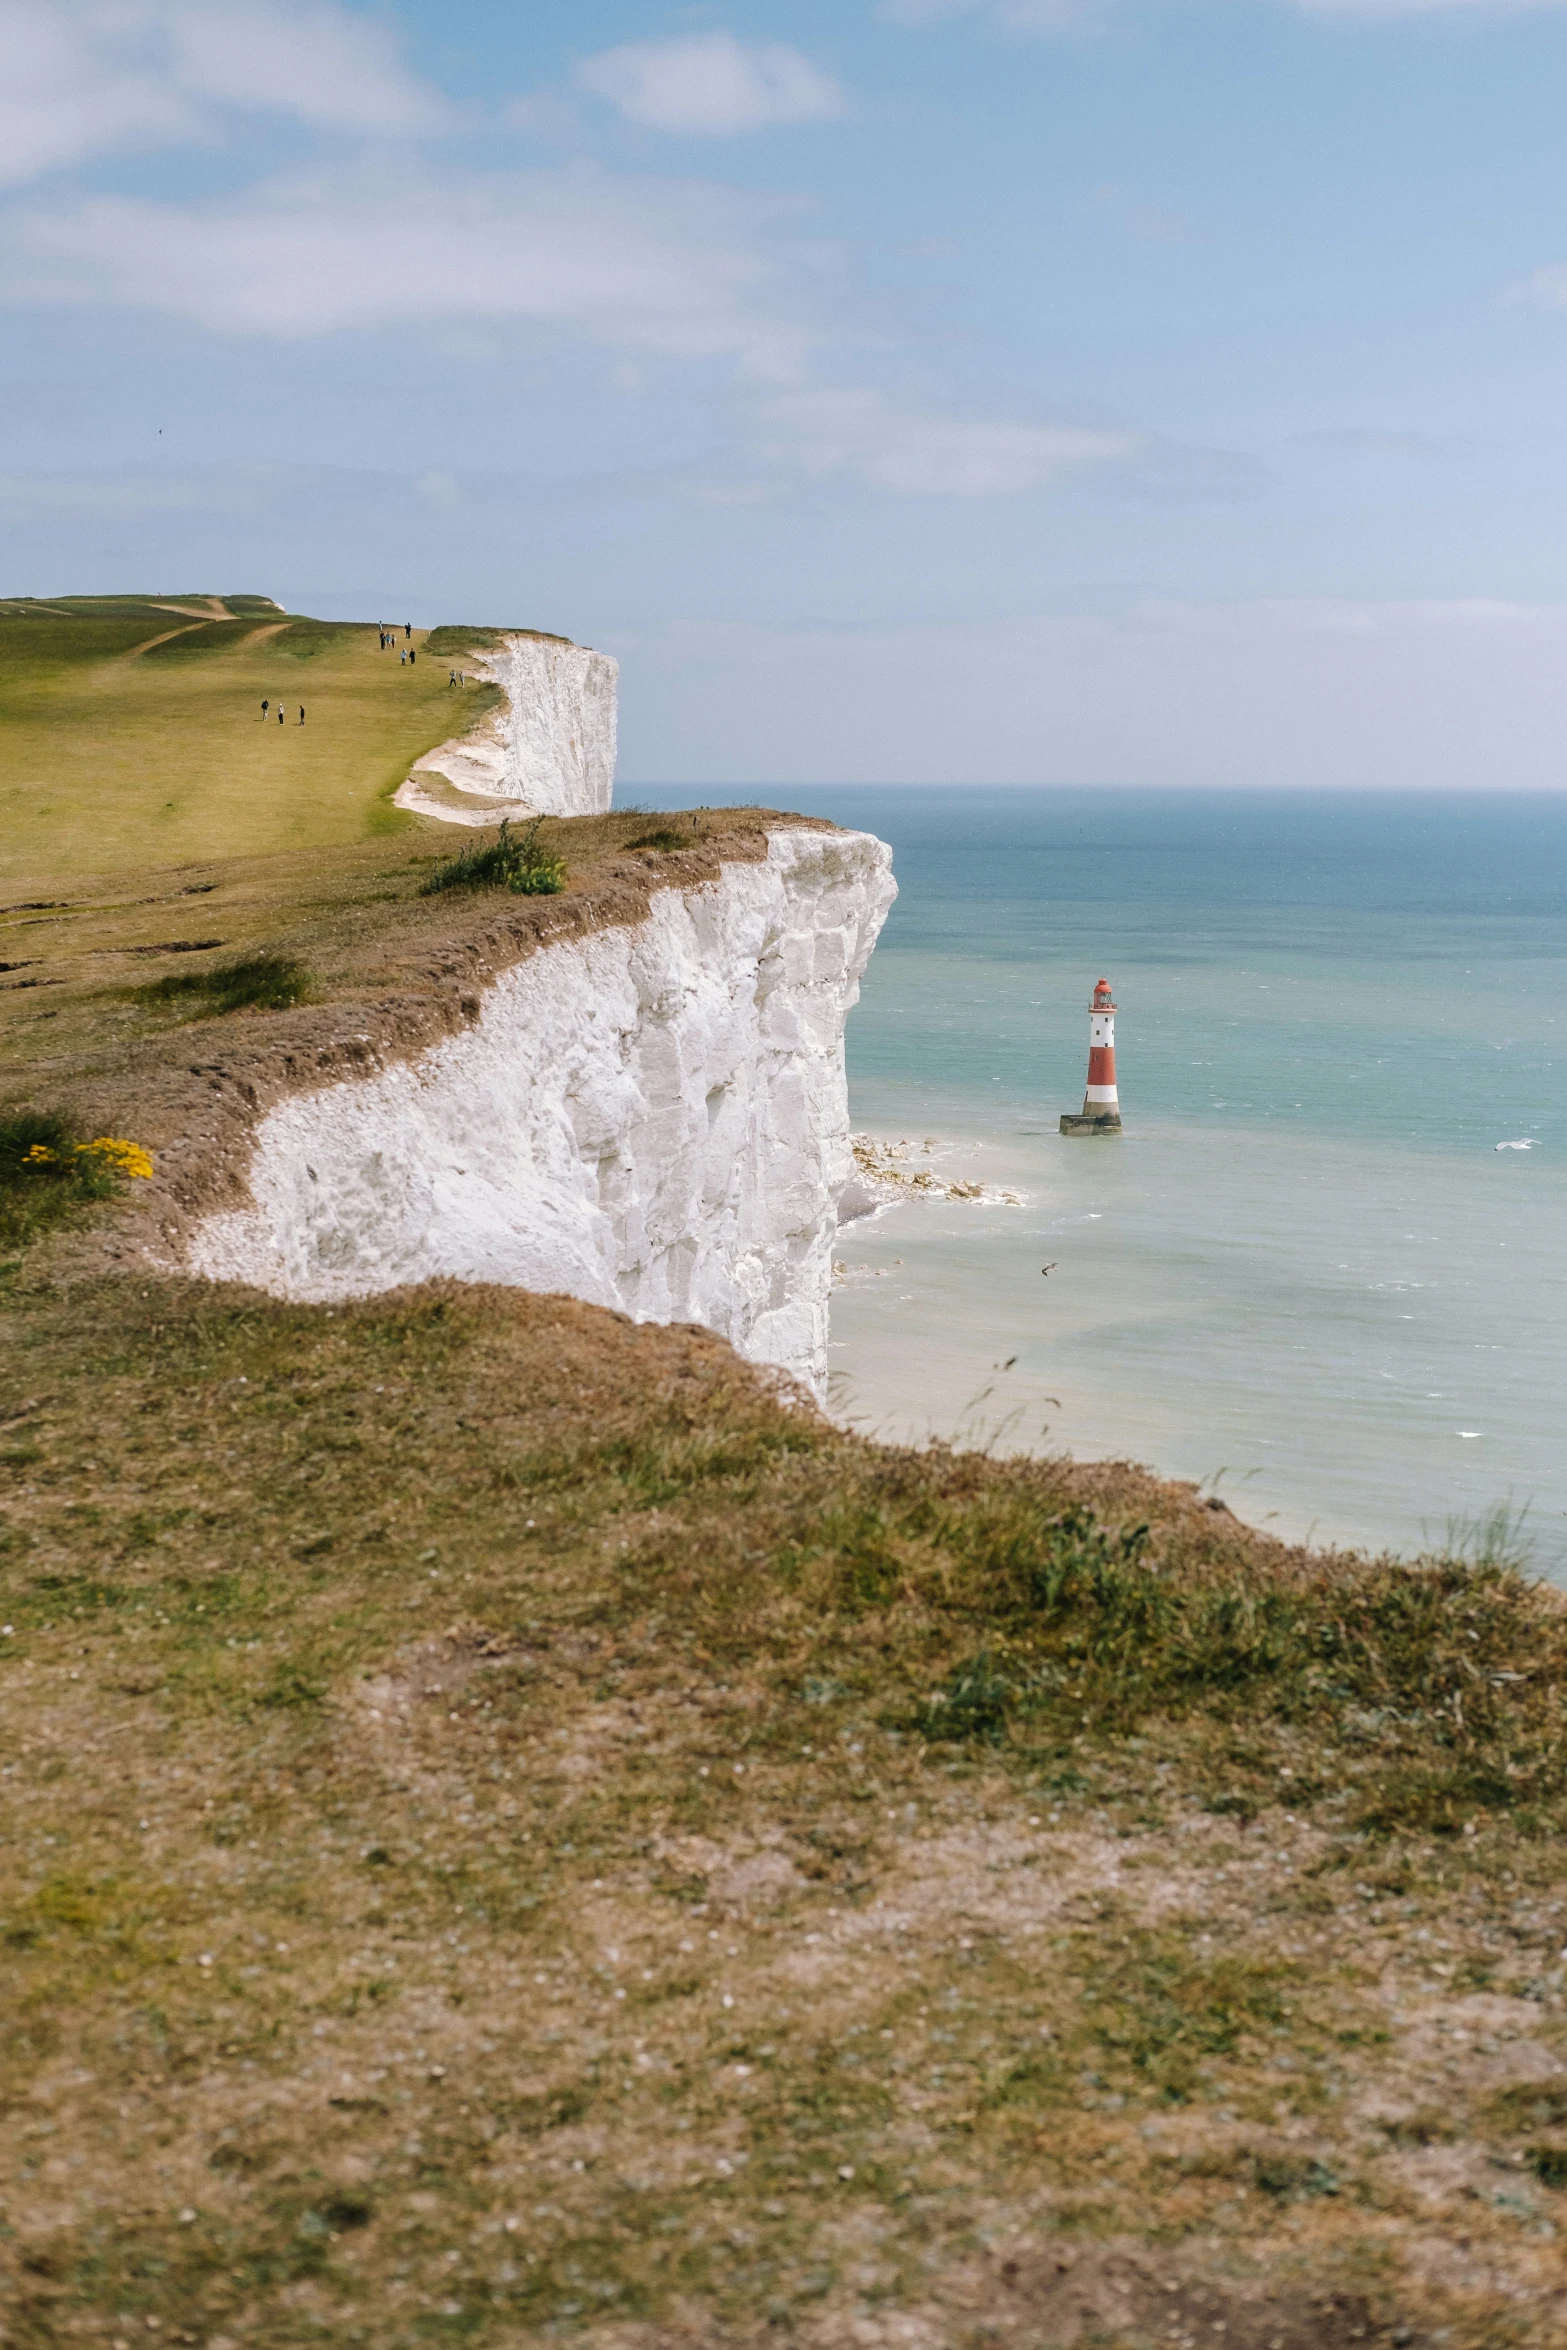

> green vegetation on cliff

[{"left": 0, "top": 594, "right": 502, "bottom": 885}]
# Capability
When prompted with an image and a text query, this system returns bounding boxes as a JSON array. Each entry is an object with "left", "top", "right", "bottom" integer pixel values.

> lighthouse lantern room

[{"left": 1060, "top": 977, "right": 1123, "bottom": 1136}]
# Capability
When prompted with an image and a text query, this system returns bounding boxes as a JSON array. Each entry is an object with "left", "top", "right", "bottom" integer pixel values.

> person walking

[
  {"left": 261, "top": 697, "right": 269, "bottom": 719},
  {"left": 277, "top": 705, "right": 284, "bottom": 724},
  {"left": 404, "top": 622, "right": 411, "bottom": 640},
  {"left": 409, "top": 648, "right": 416, "bottom": 666},
  {"left": 298, "top": 705, "right": 305, "bottom": 724}
]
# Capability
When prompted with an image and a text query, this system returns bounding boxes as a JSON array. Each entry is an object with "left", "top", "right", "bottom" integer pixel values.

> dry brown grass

[
  {"left": 3, "top": 811, "right": 1566, "bottom": 2346},
  {"left": 0, "top": 804, "right": 779, "bottom": 1090},
  {"left": 3, "top": 1254, "right": 1567, "bottom": 2350},
  {"left": 0, "top": 806, "right": 807, "bottom": 1269}
]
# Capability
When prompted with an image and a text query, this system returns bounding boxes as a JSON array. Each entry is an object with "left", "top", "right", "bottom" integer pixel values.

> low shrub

[
  {"left": 1249, "top": 2153, "right": 1340, "bottom": 2201},
  {"left": 0, "top": 1111, "right": 153, "bottom": 1254},
  {"left": 144, "top": 953, "right": 312, "bottom": 1016},
  {"left": 418, "top": 818, "right": 566, "bottom": 898},
  {"left": 924, "top": 1650, "right": 1016, "bottom": 1743}
]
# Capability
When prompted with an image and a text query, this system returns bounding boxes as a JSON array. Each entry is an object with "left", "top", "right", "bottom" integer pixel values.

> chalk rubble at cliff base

[{"left": 837, "top": 1132, "right": 1027, "bottom": 1219}]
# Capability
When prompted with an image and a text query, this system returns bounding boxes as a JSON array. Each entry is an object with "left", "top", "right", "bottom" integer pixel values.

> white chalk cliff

[
  {"left": 188, "top": 829, "right": 896, "bottom": 1394},
  {"left": 395, "top": 632, "right": 618, "bottom": 827}
]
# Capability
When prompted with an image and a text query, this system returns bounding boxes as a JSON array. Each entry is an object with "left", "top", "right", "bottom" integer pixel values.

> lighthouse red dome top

[{"left": 1092, "top": 978, "right": 1116, "bottom": 1010}]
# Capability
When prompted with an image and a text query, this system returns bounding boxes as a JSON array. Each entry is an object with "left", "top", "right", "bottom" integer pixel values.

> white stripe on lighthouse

[{"left": 1063, "top": 977, "right": 1123, "bottom": 1132}]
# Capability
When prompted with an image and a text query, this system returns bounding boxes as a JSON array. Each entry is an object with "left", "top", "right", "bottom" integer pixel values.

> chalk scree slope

[
  {"left": 189, "top": 828, "right": 896, "bottom": 1394},
  {"left": 395, "top": 632, "right": 618, "bottom": 826}
]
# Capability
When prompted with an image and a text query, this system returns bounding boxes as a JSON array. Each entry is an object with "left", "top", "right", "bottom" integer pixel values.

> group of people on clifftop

[{"left": 251, "top": 622, "right": 468, "bottom": 722}]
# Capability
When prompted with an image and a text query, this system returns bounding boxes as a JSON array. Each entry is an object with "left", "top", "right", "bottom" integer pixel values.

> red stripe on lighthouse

[{"left": 1063, "top": 976, "right": 1122, "bottom": 1132}]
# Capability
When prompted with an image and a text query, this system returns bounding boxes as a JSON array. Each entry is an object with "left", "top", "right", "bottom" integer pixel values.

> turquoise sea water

[{"left": 759, "top": 788, "right": 1567, "bottom": 1564}]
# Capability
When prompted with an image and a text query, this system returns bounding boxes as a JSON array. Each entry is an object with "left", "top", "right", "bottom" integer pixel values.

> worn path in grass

[{"left": 0, "top": 596, "right": 500, "bottom": 885}]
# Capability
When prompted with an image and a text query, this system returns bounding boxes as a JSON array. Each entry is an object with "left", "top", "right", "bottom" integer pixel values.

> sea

[{"left": 720, "top": 787, "right": 1567, "bottom": 1569}]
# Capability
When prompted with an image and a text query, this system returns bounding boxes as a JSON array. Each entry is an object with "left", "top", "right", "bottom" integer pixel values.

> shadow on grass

[{"left": 141, "top": 952, "right": 312, "bottom": 1017}]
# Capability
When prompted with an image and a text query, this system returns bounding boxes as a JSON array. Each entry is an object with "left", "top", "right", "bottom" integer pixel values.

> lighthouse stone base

[{"left": 1060, "top": 1111, "right": 1122, "bottom": 1136}]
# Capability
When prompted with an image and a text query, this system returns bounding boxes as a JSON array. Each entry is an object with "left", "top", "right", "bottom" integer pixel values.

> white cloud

[
  {"left": 757, "top": 385, "right": 1140, "bottom": 494},
  {"left": 1512, "top": 262, "right": 1567, "bottom": 307},
  {"left": 0, "top": 160, "right": 1243, "bottom": 505},
  {"left": 0, "top": 0, "right": 444, "bottom": 187},
  {"left": 575, "top": 31, "right": 846, "bottom": 136},
  {"left": 0, "top": 162, "right": 815, "bottom": 371}
]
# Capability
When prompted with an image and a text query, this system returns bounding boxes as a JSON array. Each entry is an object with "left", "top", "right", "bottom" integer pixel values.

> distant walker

[{"left": 1060, "top": 977, "right": 1122, "bottom": 1136}]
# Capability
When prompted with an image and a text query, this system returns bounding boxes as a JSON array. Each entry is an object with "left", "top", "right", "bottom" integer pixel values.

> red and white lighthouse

[{"left": 1060, "top": 977, "right": 1122, "bottom": 1135}]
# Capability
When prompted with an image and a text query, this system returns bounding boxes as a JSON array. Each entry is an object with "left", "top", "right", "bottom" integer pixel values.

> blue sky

[{"left": 8, "top": 0, "right": 1567, "bottom": 787}]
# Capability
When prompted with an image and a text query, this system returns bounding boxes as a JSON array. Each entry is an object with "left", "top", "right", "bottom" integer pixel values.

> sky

[{"left": 7, "top": 1, "right": 1567, "bottom": 788}]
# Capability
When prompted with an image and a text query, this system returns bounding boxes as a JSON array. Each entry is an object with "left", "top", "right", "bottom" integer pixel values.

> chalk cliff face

[
  {"left": 395, "top": 632, "right": 618, "bottom": 827},
  {"left": 188, "top": 828, "right": 896, "bottom": 1394}
]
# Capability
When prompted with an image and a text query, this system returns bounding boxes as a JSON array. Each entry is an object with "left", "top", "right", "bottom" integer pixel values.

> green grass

[
  {"left": 0, "top": 593, "right": 503, "bottom": 883},
  {"left": 418, "top": 817, "right": 567, "bottom": 897},
  {"left": 422, "top": 624, "right": 573, "bottom": 655},
  {"left": 141, "top": 951, "right": 314, "bottom": 1016},
  {"left": 2, "top": 1250, "right": 1566, "bottom": 2346},
  {"left": 0, "top": 1108, "right": 138, "bottom": 1257},
  {"left": 625, "top": 827, "right": 691, "bottom": 853}
]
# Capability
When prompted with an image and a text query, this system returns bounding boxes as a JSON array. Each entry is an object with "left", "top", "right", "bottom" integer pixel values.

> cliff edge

[
  {"left": 394, "top": 630, "right": 618, "bottom": 827},
  {"left": 188, "top": 825, "right": 893, "bottom": 1393}
]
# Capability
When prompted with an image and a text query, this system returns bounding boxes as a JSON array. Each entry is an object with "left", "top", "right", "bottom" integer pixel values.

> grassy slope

[
  {"left": 0, "top": 808, "right": 771, "bottom": 1105},
  {"left": 0, "top": 595, "right": 500, "bottom": 885},
  {"left": 0, "top": 777, "right": 1565, "bottom": 2342},
  {"left": 2, "top": 1266, "right": 1566, "bottom": 2350}
]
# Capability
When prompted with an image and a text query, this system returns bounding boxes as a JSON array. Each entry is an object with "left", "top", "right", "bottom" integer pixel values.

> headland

[{"left": 2, "top": 600, "right": 1564, "bottom": 2350}]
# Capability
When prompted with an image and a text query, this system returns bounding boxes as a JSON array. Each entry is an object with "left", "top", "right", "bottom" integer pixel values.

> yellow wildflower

[
  {"left": 23, "top": 1144, "right": 57, "bottom": 1164},
  {"left": 75, "top": 1138, "right": 155, "bottom": 1181}
]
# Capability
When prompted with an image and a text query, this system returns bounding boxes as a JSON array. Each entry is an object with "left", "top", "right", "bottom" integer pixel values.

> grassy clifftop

[
  {"left": 0, "top": 594, "right": 508, "bottom": 884},
  {"left": 2, "top": 779, "right": 1566, "bottom": 2343}
]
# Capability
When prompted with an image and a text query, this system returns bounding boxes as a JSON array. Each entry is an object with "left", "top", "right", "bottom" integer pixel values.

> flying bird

[{"left": 1040, "top": 1263, "right": 1057, "bottom": 1277}]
